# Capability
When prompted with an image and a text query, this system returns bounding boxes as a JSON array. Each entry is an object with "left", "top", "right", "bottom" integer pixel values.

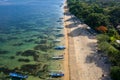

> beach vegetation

[
  {"left": 67, "top": 0, "right": 120, "bottom": 79},
  {"left": 96, "top": 34, "right": 110, "bottom": 42},
  {"left": 110, "top": 66, "right": 120, "bottom": 80},
  {"left": 109, "top": 7, "right": 120, "bottom": 27}
]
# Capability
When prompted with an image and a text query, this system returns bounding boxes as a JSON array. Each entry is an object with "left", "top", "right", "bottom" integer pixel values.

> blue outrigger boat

[
  {"left": 54, "top": 46, "right": 65, "bottom": 50},
  {"left": 9, "top": 73, "right": 28, "bottom": 79},
  {"left": 55, "top": 34, "right": 64, "bottom": 37},
  {"left": 49, "top": 72, "right": 64, "bottom": 77}
]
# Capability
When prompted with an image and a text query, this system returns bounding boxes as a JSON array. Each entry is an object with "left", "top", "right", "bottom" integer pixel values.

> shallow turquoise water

[{"left": 0, "top": 0, "right": 64, "bottom": 79}]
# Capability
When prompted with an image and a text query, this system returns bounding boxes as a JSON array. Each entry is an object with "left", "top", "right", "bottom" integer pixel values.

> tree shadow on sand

[
  {"left": 68, "top": 24, "right": 97, "bottom": 40},
  {"left": 65, "top": 17, "right": 74, "bottom": 22},
  {"left": 65, "top": 17, "right": 80, "bottom": 28},
  {"left": 86, "top": 42, "right": 111, "bottom": 80},
  {"left": 68, "top": 27, "right": 82, "bottom": 37},
  {"left": 65, "top": 23, "right": 78, "bottom": 28},
  {"left": 64, "top": 11, "right": 83, "bottom": 28}
]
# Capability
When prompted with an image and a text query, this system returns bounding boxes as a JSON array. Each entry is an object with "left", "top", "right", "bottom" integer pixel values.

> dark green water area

[{"left": 0, "top": 0, "right": 64, "bottom": 79}]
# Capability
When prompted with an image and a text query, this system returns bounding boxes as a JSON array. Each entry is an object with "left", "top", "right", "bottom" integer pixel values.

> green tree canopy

[
  {"left": 109, "top": 7, "right": 120, "bottom": 26},
  {"left": 85, "top": 13, "right": 109, "bottom": 28},
  {"left": 110, "top": 66, "right": 120, "bottom": 80}
]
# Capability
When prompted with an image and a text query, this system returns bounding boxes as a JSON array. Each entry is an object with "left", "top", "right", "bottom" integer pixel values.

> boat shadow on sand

[{"left": 65, "top": 18, "right": 82, "bottom": 29}]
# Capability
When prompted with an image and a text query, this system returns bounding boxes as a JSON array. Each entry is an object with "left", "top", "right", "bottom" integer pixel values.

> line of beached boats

[
  {"left": 9, "top": 18, "right": 65, "bottom": 80},
  {"left": 50, "top": 25, "right": 65, "bottom": 77},
  {"left": 48, "top": 16, "right": 65, "bottom": 78}
]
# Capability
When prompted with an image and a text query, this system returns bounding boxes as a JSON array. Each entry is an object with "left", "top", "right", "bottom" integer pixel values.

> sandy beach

[{"left": 63, "top": 1, "right": 111, "bottom": 80}]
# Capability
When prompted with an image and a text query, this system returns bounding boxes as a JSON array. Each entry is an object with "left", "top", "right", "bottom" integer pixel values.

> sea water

[{"left": 0, "top": 0, "right": 64, "bottom": 79}]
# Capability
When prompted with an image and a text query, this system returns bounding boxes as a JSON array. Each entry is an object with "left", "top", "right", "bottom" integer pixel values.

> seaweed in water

[
  {"left": 21, "top": 50, "right": 38, "bottom": 56},
  {"left": 9, "top": 56, "right": 15, "bottom": 59},
  {"left": 34, "top": 39, "right": 47, "bottom": 44},
  {"left": 16, "top": 51, "right": 22, "bottom": 56},
  {"left": 17, "top": 50, "right": 40, "bottom": 61},
  {"left": 0, "top": 50, "right": 9, "bottom": 54},
  {"left": 37, "top": 35, "right": 48, "bottom": 39},
  {"left": 0, "top": 57, "right": 49, "bottom": 78},
  {"left": 0, "top": 38, "right": 6, "bottom": 42},
  {"left": 7, "top": 36, "right": 18, "bottom": 40},
  {"left": 20, "top": 64, "right": 41, "bottom": 75},
  {"left": 20, "top": 64, "right": 49, "bottom": 77},
  {"left": 34, "top": 44, "right": 50, "bottom": 51},
  {"left": 18, "top": 58, "right": 30, "bottom": 62},
  {"left": 0, "top": 67, "right": 16, "bottom": 75},
  {"left": 12, "top": 43, "right": 24, "bottom": 46},
  {"left": 23, "top": 39, "right": 34, "bottom": 43},
  {"left": 0, "top": 72, "right": 9, "bottom": 80}
]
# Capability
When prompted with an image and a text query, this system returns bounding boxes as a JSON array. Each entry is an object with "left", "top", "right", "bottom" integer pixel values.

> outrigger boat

[
  {"left": 53, "top": 39, "right": 61, "bottom": 42},
  {"left": 9, "top": 73, "right": 28, "bottom": 79},
  {"left": 52, "top": 55, "right": 64, "bottom": 60},
  {"left": 54, "top": 46, "right": 65, "bottom": 50},
  {"left": 53, "top": 29, "right": 61, "bottom": 31},
  {"left": 49, "top": 72, "right": 64, "bottom": 77},
  {"left": 55, "top": 34, "right": 64, "bottom": 37}
]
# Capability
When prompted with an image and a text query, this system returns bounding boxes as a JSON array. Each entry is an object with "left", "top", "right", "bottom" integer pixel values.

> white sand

[{"left": 63, "top": 1, "right": 111, "bottom": 80}]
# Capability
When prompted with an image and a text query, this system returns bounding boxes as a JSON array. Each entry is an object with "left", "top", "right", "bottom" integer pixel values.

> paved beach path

[{"left": 63, "top": 1, "right": 111, "bottom": 80}]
